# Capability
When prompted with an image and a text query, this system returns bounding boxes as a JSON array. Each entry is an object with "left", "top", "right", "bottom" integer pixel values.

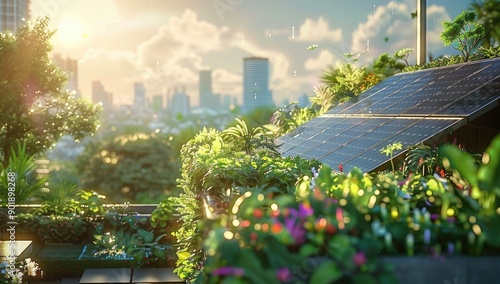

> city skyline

[{"left": 28, "top": 0, "right": 472, "bottom": 106}]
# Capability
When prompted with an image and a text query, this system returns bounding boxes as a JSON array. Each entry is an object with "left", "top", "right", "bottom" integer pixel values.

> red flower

[{"left": 338, "top": 164, "right": 344, "bottom": 172}]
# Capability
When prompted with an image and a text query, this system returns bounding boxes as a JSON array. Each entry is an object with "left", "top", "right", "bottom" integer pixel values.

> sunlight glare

[{"left": 56, "top": 17, "right": 87, "bottom": 48}]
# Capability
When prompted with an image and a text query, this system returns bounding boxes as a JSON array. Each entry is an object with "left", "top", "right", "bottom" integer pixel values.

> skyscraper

[
  {"left": 92, "top": 81, "right": 113, "bottom": 112},
  {"left": 134, "top": 82, "right": 146, "bottom": 110},
  {"left": 243, "top": 57, "right": 272, "bottom": 113},
  {"left": 53, "top": 53, "right": 79, "bottom": 97},
  {"left": 199, "top": 70, "right": 212, "bottom": 106},
  {"left": 170, "top": 87, "right": 190, "bottom": 116},
  {"left": 0, "top": 0, "right": 30, "bottom": 32}
]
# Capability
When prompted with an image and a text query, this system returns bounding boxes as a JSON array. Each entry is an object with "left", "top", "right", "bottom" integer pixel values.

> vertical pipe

[{"left": 417, "top": 0, "right": 427, "bottom": 65}]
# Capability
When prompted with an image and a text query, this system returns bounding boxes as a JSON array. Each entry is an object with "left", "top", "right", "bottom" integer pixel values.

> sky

[{"left": 30, "top": 0, "right": 472, "bottom": 107}]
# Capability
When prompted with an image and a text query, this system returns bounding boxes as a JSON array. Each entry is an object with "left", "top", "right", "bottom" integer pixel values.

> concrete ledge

[
  {"left": 132, "top": 268, "right": 183, "bottom": 283},
  {"left": 79, "top": 268, "right": 131, "bottom": 283}
]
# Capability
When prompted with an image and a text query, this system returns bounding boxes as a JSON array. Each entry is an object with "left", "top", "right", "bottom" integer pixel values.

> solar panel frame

[{"left": 278, "top": 57, "right": 500, "bottom": 173}]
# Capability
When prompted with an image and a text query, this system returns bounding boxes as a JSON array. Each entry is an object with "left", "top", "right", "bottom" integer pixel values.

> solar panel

[{"left": 278, "top": 57, "right": 500, "bottom": 173}]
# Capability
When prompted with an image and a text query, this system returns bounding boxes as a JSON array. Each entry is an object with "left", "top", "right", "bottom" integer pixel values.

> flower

[
  {"left": 353, "top": 252, "right": 366, "bottom": 266},
  {"left": 276, "top": 267, "right": 291, "bottom": 282},
  {"left": 0, "top": 258, "right": 41, "bottom": 284},
  {"left": 212, "top": 266, "right": 245, "bottom": 277}
]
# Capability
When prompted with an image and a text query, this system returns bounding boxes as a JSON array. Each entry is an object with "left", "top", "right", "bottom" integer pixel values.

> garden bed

[{"left": 29, "top": 243, "right": 135, "bottom": 280}]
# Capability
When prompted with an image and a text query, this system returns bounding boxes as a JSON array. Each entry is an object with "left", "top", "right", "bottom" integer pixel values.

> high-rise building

[
  {"left": 199, "top": 70, "right": 212, "bottom": 106},
  {"left": 134, "top": 82, "right": 146, "bottom": 110},
  {"left": 53, "top": 54, "right": 79, "bottom": 97},
  {"left": 92, "top": 81, "right": 113, "bottom": 112},
  {"left": 151, "top": 95, "right": 163, "bottom": 113},
  {"left": 199, "top": 70, "right": 221, "bottom": 110},
  {"left": 243, "top": 57, "right": 272, "bottom": 113},
  {"left": 169, "top": 87, "right": 190, "bottom": 116},
  {"left": 0, "top": 0, "right": 30, "bottom": 32}
]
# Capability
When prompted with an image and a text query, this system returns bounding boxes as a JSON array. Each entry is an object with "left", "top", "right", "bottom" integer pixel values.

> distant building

[
  {"left": 199, "top": 70, "right": 212, "bottom": 106},
  {"left": 151, "top": 95, "right": 163, "bottom": 113},
  {"left": 0, "top": 0, "right": 30, "bottom": 32},
  {"left": 199, "top": 70, "right": 221, "bottom": 110},
  {"left": 243, "top": 57, "right": 272, "bottom": 113},
  {"left": 298, "top": 93, "right": 311, "bottom": 108},
  {"left": 92, "top": 81, "right": 113, "bottom": 112},
  {"left": 53, "top": 54, "right": 79, "bottom": 97},
  {"left": 169, "top": 87, "right": 190, "bottom": 117},
  {"left": 134, "top": 82, "right": 146, "bottom": 110}
]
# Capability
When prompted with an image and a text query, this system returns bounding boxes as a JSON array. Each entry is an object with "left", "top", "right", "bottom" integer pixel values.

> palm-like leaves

[
  {"left": 0, "top": 142, "right": 46, "bottom": 205},
  {"left": 470, "top": 0, "right": 500, "bottom": 48},
  {"left": 222, "top": 118, "right": 276, "bottom": 154}
]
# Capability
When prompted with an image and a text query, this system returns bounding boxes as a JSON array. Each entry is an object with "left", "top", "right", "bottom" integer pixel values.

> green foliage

[
  {"left": 268, "top": 102, "right": 317, "bottom": 137},
  {"left": 469, "top": 0, "right": 500, "bottom": 48},
  {"left": 0, "top": 17, "right": 100, "bottom": 165},
  {"left": 440, "top": 10, "right": 485, "bottom": 61},
  {"left": 197, "top": 167, "right": 395, "bottom": 284},
  {"left": 173, "top": 126, "right": 320, "bottom": 281},
  {"left": 93, "top": 212, "right": 174, "bottom": 267},
  {"left": 380, "top": 142, "right": 403, "bottom": 173},
  {"left": 221, "top": 118, "right": 276, "bottom": 154},
  {"left": 373, "top": 48, "right": 412, "bottom": 77},
  {"left": 405, "top": 144, "right": 440, "bottom": 176},
  {"left": 16, "top": 213, "right": 91, "bottom": 243},
  {"left": 440, "top": 134, "right": 500, "bottom": 215},
  {"left": 32, "top": 189, "right": 106, "bottom": 216},
  {"left": 0, "top": 141, "right": 46, "bottom": 205},
  {"left": 76, "top": 133, "right": 179, "bottom": 203}
]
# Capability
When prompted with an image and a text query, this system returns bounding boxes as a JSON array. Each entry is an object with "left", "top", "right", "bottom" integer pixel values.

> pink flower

[
  {"left": 212, "top": 266, "right": 245, "bottom": 277},
  {"left": 276, "top": 267, "right": 291, "bottom": 282},
  {"left": 353, "top": 252, "right": 366, "bottom": 266}
]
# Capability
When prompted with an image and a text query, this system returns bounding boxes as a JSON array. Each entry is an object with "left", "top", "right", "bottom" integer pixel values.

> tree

[
  {"left": 440, "top": 10, "right": 485, "bottom": 61},
  {"left": 470, "top": 0, "right": 500, "bottom": 48},
  {"left": 0, "top": 17, "right": 101, "bottom": 166},
  {"left": 76, "top": 133, "right": 180, "bottom": 203}
]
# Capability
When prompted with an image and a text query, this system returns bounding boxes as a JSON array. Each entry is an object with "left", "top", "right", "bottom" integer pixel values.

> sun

[{"left": 56, "top": 17, "right": 88, "bottom": 48}]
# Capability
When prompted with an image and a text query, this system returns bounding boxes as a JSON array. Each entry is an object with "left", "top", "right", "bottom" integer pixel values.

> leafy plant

[
  {"left": 197, "top": 166, "right": 397, "bottom": 284},
  {"left": 0, "top": 141, "right": 46, "bottom": 205},
  {"left": 440, "top": 10, "right": 485, "bottom": 61},
  {"left": 439, "top": 134, "right": 500, "bottom": 247},
  {"left": 93, "top": 212, "right": 174, "bottom": 267},
  {"left": 76, "top": 133, "right": 179, "bottom": 203},
  {"left": 222, "top": 118, "right": 277, "bottom": 154},
  {"left": 16, "top": 214, "right": 91, "bottom": 243},
  {"left": 381, "top": 142, "right": 403, "bottom": 173},
  {"left": 405, "top": 144, "right": 440, "bottom": 176},
  {"left": 0, "top": 17, "right": 100, "bottom": 166}
]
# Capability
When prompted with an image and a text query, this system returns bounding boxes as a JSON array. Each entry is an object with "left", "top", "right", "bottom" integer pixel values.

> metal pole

[{"left": 417, "top": 0, "right": 427, "bottom": 65}]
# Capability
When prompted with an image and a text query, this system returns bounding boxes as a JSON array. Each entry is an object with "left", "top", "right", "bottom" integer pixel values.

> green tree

[
  {"left": 0, "top": 17, "right": 101, "bottom": 166},
  {"left": 76, "top": 133, "right": 179, "bottom": 203},
  {"left": 440, "top": 10, "right": 485, "bottom": 61},
  {"left": 470, "top": 0, "right": 500, "bottom": 48}
]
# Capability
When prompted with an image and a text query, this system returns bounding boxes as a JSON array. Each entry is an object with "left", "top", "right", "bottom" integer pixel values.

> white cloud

[
  {"left": 79, "top": 48, "right": 139, "bottom": 103},
  {"left": 304, "top": 50, "right": 336, "bottom": 71},
  {"left": 294, "top": 17, "right": 343, "bottom": 42},
  {"left": 212, "top": 69, "right": 242, "bottom": 96},
  {"left": 351, "top": 2, "right": 451, "bottom": 65}
]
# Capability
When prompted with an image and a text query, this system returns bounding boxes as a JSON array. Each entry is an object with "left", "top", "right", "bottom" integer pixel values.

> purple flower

[
  {"left": 296, "top": 203, "right": 313, "bottom": 218},
  {"left": 284, "top": 217, "right": 306, "bottom": 245},
  {"left": 353, "top": 252, "right": 366, "bottom": 266},
  {"left": 212, "top": 266, "right": 245, "bottom": 277},
  {"left": 276, "top": 267, "right": 291, "bottom": 282}
]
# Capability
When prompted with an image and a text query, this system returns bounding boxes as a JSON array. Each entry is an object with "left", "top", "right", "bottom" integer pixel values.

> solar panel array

[{"left": 278, "top": 58, "right": 500, "bottom": 173}]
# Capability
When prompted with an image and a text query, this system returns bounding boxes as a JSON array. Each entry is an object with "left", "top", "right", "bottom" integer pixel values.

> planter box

[{"left": 381, "top": 256, "right": 500, "bottom": 284}]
